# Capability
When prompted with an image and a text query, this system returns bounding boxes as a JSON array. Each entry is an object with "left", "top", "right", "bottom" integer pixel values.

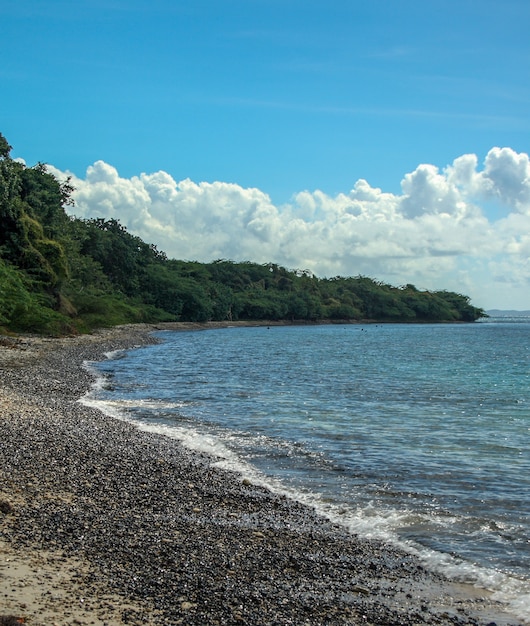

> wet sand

[{"left": 0, "top": 324, "right": 525, "bottom": 625}]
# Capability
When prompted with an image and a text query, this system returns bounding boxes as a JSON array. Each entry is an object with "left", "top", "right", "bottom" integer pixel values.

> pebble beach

[{"left": 0, "top": 324, "right": 525, "bottom": 626}]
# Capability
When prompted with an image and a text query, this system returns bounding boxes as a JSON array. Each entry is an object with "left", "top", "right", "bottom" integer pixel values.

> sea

[{"left": 83, "top": 319, "right": 530, "bottom": 621}]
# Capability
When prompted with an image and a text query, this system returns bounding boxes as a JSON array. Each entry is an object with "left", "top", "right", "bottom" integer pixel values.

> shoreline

[{"left": 0, "top": 323, "right": 525, "bottom": 625}]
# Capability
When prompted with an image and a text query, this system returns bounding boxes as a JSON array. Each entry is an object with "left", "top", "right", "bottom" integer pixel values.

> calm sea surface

[{"left": 85, "top": 320, "right": 530, "bottom": 619}]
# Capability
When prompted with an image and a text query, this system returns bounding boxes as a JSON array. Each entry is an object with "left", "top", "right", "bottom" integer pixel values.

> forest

[{"left": 0, "top": 133, "right": 486, "bottom": 335}]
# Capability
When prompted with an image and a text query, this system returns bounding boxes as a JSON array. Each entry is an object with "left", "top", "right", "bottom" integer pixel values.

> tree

[{"left": 0, "top": 133, "right": 12, "bottom": 159}]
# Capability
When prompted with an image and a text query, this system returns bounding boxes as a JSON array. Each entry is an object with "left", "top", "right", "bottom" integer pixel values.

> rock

[
  {"left": 181, "top": 601, "right": 196, "bottom": 610},
  {"left": 0, "top": 500, "right": 13, "bottom": 514}
]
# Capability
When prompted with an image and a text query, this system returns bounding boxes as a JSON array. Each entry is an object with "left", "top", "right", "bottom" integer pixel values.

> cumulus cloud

[
  {"left": 480, "top": 147, "right": 530, "bottom": 212},
  {"left": 49, "top": 147, "right": 530, "bottom": 309}
]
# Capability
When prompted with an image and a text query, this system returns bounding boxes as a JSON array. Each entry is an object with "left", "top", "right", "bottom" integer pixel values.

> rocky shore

[{"left": 0, "top": 324, "right": 524, "bottom": 625}]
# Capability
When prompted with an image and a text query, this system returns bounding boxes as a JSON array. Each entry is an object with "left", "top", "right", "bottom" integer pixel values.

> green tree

[{"left": 0, "top": 133, "right": 12, "bottom": 159}]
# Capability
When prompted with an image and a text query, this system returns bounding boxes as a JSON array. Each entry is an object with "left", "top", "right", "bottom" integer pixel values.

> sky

[{"left": 2, "top": 0, "right": 530, "bottom": 310}]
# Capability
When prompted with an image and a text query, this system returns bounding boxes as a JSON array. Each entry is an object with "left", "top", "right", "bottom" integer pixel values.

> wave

[{"left": 80, "top": 388, "right": 528, "bottom": 621}]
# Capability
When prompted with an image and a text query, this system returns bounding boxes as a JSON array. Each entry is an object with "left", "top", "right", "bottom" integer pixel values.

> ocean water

[{"left": 84, "top": 320, "right": 530, "bottom": 620}]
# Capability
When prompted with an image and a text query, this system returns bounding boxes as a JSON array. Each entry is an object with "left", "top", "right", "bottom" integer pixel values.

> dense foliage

[{"left": 0, "top": 134, "right": 485, "bottom": 335}]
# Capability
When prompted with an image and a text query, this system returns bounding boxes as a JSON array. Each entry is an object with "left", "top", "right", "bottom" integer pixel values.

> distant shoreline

[
  {"left": 0, "top": 316, "right": 486, "bottom": 345},
  {"left": 485, "top": 309, "right": 530, "bottom": 317}
]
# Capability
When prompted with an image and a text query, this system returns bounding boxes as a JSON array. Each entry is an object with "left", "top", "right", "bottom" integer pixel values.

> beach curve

[{"left": 0, "top": 323, "right": 525, "bottom": 626}]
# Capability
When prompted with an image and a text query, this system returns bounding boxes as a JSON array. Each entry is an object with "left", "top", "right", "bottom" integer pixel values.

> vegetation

[{"left": 0, "top": 133, "right": 486, "bottom": 335}]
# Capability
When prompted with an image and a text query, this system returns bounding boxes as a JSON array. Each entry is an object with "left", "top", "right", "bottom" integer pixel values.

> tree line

[{"left": 0, "top": 133, "right": 486, "bottom": 335}]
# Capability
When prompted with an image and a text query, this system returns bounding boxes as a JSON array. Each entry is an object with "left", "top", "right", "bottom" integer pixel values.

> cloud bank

[{"left": 50, "top": 147, "right": 530, "bottom": 310}]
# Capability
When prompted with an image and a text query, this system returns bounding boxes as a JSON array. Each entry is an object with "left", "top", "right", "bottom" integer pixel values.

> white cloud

[
  {"left": 49, "top": 147, "right": 530, "bottom": 310},
  {"left": 480, "top": 147, "right": 530, "bottom": 213}
]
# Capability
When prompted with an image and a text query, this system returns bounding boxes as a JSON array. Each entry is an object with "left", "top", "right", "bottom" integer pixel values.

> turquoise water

[{"left": 87, "top": 321, "right": 530, "bottom": 618}]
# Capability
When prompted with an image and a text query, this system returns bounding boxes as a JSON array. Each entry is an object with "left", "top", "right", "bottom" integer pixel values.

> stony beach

[{"left": 0, "top": 324, "right": 525, "bottom": 626}]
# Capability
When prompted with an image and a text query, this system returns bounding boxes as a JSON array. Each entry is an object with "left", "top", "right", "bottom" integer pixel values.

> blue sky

[{"left": 2, "top": 0, "right": 530, "bottom": 309}]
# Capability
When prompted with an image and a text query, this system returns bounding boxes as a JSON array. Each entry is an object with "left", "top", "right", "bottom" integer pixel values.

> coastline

[{"left": 0, "top": 323, "right": 525, "bottom": 625}]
